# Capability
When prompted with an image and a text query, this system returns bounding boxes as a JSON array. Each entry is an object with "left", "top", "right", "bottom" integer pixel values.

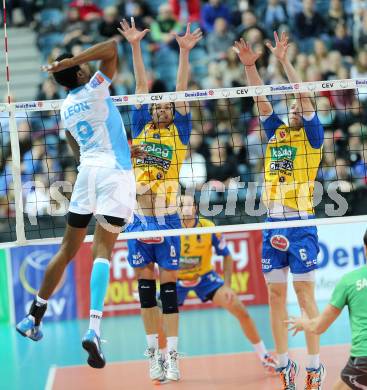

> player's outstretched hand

[
  {"left": 265, "top": 31, "right": 289, "bottom": 63},
  {"left": 118, "top": 17, "right": 150, "bottom": 44},
  {"left": 285, "top": 308, "right": 309, "bottom": 336},
  {"left": 130, "top": 144, "right": 147, "bottom": 159},
  {"left": 232, "top": 38, "right": 261, "bottom": 66},
  {"left": 173, "top": 23, "right": 203, "bottom": 51},
  {"left": 41, "top": 58, "right": 73, "bottom": 73}
]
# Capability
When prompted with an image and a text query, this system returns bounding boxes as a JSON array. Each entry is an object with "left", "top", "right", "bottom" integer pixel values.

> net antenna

[{"left": 2, "top": 0, "right": 26, "bottom": 244}]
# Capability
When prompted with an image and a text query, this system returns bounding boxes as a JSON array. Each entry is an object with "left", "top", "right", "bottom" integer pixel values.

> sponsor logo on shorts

[
  {"left": 132, "top": 251, "right": 144, "bottom": 265},
  {"left": 261, "top": 258, "right": 271, "bottom": 270},
  {"left": 137, "top": 237, "right": 164, "bottom": 244},
  {"left": 178, "top": 278, "right": 201, "bottom": 287},
  {"left": 270, "top": 235, "right": 290, "bottom": 251}
]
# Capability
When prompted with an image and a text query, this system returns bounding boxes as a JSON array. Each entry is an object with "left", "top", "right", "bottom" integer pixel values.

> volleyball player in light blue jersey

[{"left": 16, "top": 38, "right": 142, "bottom": 369}]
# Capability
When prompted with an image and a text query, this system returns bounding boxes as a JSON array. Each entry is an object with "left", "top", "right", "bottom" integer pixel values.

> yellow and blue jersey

[
  {"left": 262, "top": 112, "right": 324, "bottom": 215},
  {"left": 131, "top": 104, "right": 191, "bottom": 207},
  {"left": 178, "top": 217, "right": 230, "bottom": 281}
]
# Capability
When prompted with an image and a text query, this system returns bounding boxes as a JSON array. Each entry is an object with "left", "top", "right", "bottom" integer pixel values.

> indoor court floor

[{"left": 1, "top": 303, "right": 352, "bottom": 390}]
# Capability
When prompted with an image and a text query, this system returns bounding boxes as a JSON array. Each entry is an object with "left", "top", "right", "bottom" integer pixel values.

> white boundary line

[
  {"left": 45, "top": 365, "right": 57, "bottom": 390},
  {"left": 1, "top": 214, "right": 367, "bottom": 249}
]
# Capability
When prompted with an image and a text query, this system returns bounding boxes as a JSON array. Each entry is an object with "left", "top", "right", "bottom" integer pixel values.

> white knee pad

[{"left": 263, "top": 267, "right": 289, "bottom": 284}]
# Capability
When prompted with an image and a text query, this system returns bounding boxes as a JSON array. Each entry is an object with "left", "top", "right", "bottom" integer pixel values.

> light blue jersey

[{"left": 61, "top": 71, "right": 131, "bottom": 170}]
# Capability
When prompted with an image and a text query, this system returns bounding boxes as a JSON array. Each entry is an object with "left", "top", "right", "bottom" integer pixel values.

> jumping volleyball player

[
  {"left": 158, "top": 194, "right": 277, "bottom": 373},
  {"left": 118, "top": 19, "right": 202, "bottom": 382},
  {"left": 234, "top": 32, "right": 325, "bottom": 389},
  {"left": 16, "top": 38, "right": 140, "bottom": 369}
]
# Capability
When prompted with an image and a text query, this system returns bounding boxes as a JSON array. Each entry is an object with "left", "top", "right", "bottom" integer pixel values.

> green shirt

[{"left": 330, "top": 266, "right": 367, "bottom": 357}]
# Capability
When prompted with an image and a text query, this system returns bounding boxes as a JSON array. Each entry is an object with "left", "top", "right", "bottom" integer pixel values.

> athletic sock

[
  {"left": 146, "top": 334, "right": 158, "bottom": 350},
  {"left": 167, "top": 336, "right": 178, "bottom": 352},
  {"left": 160, "top": 347, "right": 167, "bottom": 359},
  {"left": 29, "top": 296, "right": 48, "bottom": 325},
  {"left": 252, "top": 340, "right": 268, "bottom": 360},
  {"left": 307, "top": 354, "right": 320, "bottom": 370},
  {"left": 277, "top": 353, "right": 289, "bottom": 369},
  {"left": 89, "top": 258, "right": 110, "bottom": 336},
  {"left": 89, "top": 310, "right": 102, "bottom": 336}
]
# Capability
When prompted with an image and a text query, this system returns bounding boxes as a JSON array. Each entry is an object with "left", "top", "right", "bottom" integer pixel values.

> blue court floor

[{"left": 0, "top": 303, "right": 351, "bottom": 390}]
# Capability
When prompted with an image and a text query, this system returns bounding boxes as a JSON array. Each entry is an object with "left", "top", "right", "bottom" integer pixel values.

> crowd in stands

[{"left": 1, "top": 0, "right": 367, "bottom": 235}]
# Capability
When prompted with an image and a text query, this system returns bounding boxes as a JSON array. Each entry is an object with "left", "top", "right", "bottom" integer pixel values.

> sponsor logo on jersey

[
  {"left": 179, "top": 256, "right": 201, "bottom": 269},
  {"left": 141, "top": 142, "right": 173, "bottom": 160},
  {"left": 270, "top": 235, "right": 290, "bottom": 251},
  {"left": 137, "top": 237, "right": 164, "bottom": 244},
  {"left": 90, "top": 73, "right": 105, "bottom": 88},
  {"left": 270, "top": 146, "right": 297, "bottom": 161}
]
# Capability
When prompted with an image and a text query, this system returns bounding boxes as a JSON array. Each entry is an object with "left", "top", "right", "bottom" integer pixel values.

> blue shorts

[
  {"left": 177, "top": 271, "right": 224, "bottom": 305},
  {"left": 262, "top": 217, "right": 320, "bottom": 274},
  {"left": 126, "top": 213, "right": 181, "bottom": 270}
]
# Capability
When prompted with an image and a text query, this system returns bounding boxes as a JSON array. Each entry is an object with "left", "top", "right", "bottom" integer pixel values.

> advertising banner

[
  {"left": 287, "top": 222, "right": 367, "bottom": 303},
  {"left": 10, "top": 245, "right": 77, "bottom": 322},
  {"left": 74, "top": 230, "right": 267, "bottom": 318},
  {"left": 0, "top": 249, "right": 10, "bottom": 323}
]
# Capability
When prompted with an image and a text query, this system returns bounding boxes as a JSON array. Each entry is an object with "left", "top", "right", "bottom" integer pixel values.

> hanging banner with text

[{"left": 74, "top": 230, "right": 267, "bottom": 318}]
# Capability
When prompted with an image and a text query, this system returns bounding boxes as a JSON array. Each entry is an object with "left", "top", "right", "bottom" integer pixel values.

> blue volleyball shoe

[
  {"left": 16, "top": 316, "right": 43, "bottom": 341},
  {"left": 82, "top": 329, "right": 106, "bottom": 369}
]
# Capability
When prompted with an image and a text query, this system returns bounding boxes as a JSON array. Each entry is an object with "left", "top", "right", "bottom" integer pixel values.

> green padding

[{"left": 0, "top": 249, "right": 10, "bottom": 323}]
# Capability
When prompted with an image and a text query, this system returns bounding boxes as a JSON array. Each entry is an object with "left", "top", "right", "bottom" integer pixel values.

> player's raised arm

[
  {"left": 43, "top": 40, "right": 118, "bottom": 81},
  {"left": 118, "top": 17, "right": 150, "bottom": 96},
  {"left": 174, "top": 23, "right": 203, "bottom": 114},
  {"left": 233, "top": 39, "right": 273, "bottom": 117},
  {"left": 266, "top": 31, "right": 314, "bottom": 115}
]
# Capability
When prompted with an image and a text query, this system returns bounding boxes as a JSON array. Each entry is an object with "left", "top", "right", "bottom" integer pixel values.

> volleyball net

[{"left": 1, "top": 78, "right": 367, "bottom": 247}]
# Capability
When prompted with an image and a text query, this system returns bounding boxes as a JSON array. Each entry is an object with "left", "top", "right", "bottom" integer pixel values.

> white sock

[
  {"left": 146, "top": 334, "right": 158, "bottom": 350},
  {"left": 307, "top": 354, "right": 320, "bottom": 370},
  {"left": 277, "top": 353, "right": 289, "bottom": 369},
  {"left": 253, "top": 340, "right": 268, "bottom": 360},
  {"left": 36, "top": 295, "right": 47, "bottom": 305},
  {"left": 167, "top": 336, "right": 178, "bottom": 352},
  {"left": 160, "top": 347, "right": 167, "bottom": 359},
  {"left": 89, "top": 310, "right": 102, "bottom": 337}
]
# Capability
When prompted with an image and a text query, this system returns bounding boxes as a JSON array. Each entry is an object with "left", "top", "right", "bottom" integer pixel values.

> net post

[{"left": 8, "top": 103, "right": 26, "bottom": 244}]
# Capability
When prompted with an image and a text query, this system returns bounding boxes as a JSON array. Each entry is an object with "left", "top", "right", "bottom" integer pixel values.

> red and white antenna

[{"left": 3, "top": 0, "right": 12, "bottom": 103}]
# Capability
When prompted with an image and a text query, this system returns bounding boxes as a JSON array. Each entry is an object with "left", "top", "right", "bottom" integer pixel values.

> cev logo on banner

[{"left": 19, "top": 250, "right": 66, "bottom": 295}]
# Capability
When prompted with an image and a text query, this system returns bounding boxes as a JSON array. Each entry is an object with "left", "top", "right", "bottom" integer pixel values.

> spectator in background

[
  {"left": 179, "top": 132, "right": 207, "bottom": 190},
  {"left": 308, "top": 39, "right": 328, "bottom": 74},
  {"left": 69, "top": 0, "right": 103, "bottom": 22},
  {"left": 261, "top": 0, "right": 288, "bottom": 38},
  {"left": 331, "top": 22, "right": 355, "bottom": 57},
  {"left": 200, "top": 0, "right": 231, "bottom": 33},
  {"left": 63, "top": 8, "right": 93, "bottom": 51},
  {"left": 98, "top": 6, "right": 121, "bottom": 39},
  {"left": 36, "top": 79, "right": 61, "bottom": 101},
  {"left": 327, "top": 0, "right": 345, "bottom": 35},
  {"left": 150, "top": 3, "right": 181, "bottom": 49},
  {"left": 117, "top": 0, "right": 152, "bottom": 31},
  {"left": 235, "top": 10, "right": 265, "bottom": 38},
  {"left": 169, "top": 0, "right": 201, "bottom": 22},
  {"left": 206, "top": 18, "right": 235, "bottom": 62},
  {"left": 351, "top": 51, "right": 367, "bottom": 101},
  {"left": 354, "top": 9, "right": 367, "bottom": 49},
  {"left": 220, "top": 47, "right": 244, "bottom": 87},
  {"left": 335, "top": 157, "right": 354, "bottom": 192},
  {"left": 294, "top": 53, "right": 309, "bottom": 81},
  {"left": 294, "top": 0, "right": 325, "bottom": 52},
  {"left": 316, "top": 97, "right": 337, "bottom": 132},
  {"left": 206, "top": 137, "right": 238, "bottom": 186}
]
